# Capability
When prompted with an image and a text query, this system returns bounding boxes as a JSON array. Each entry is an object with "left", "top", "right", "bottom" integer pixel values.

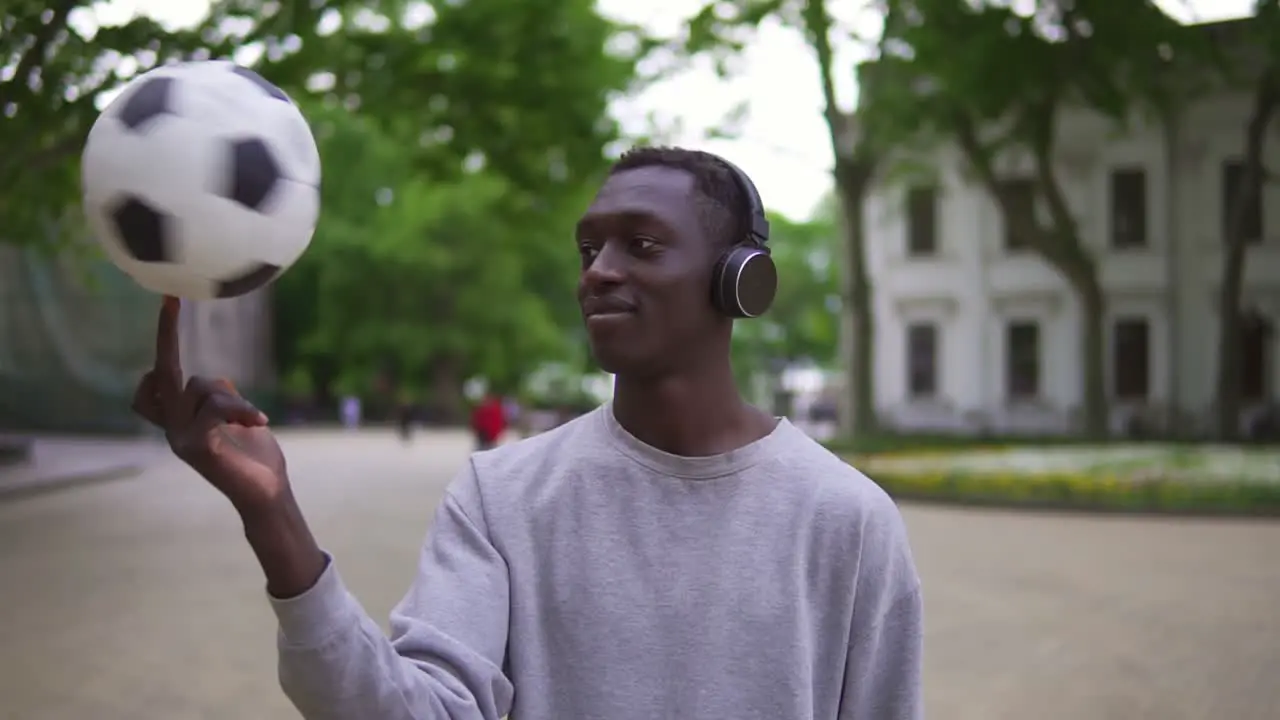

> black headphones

[{"left": 708, "top": 155, "right": 778, "bottom": 318}]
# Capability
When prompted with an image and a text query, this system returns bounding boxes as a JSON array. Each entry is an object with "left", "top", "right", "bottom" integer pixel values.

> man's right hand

[
  {"left": 133, "top": 296, "right": 326, "bottom": 598},
  {"left": 131, "top": 296, "right": 287, "bottom": 514}
]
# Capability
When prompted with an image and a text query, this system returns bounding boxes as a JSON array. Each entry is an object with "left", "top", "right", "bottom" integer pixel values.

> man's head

[{"left": 576, "top": 146, "right": 755, "bottom": 378}]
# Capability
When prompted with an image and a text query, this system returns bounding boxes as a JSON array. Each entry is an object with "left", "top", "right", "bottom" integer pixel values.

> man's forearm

[{"left": 240, "top": 492, "right": 328, "bottom": 599}]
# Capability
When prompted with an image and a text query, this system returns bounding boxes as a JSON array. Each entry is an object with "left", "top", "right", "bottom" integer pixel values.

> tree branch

[
  {"left": 954, "top": 108, "right": 1075, "bottom": 270},
  {"left": 1226, "top": 64, "right": 1280, "bottom": 247},
  {"left": 801, "top": 0, "right": 853, "bottom": 159},
  {"left": 1020, "top": 95, "right": 1081, "bottom": 248},
  {"left": 3, "top": 1, "right": 77, "bottom": 105}
]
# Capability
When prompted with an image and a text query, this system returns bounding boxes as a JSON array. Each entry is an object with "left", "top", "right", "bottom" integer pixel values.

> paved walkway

[
  {"left": 1, "top": 430, "right": 1279, "bottom": 719},
  {"left": 0, "top": 435, "right": 166, "bottom": 500}
]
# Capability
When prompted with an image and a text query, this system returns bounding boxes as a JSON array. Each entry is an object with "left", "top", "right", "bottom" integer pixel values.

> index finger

[{"left": 155, "top": 295, "right": 183, "bottom": 394}]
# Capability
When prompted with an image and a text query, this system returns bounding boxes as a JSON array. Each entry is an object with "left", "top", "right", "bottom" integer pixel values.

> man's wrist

[{"left": 239, "top": 493, "right": 328, "bottom": 599}]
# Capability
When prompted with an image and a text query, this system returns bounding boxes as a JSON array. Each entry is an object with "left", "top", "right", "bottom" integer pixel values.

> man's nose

[{"left": 582, "top": 241, "right": 627, "bottom": 288}]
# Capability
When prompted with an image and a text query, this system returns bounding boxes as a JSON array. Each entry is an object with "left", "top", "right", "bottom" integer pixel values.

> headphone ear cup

[{"left": 712, "top": 246, "right": 778, "bottom": 318}]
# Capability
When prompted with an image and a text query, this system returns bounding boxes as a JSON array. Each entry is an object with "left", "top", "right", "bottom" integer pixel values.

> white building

[{"left": 865, "top": 27, "right": 1279, "bottom": 436}]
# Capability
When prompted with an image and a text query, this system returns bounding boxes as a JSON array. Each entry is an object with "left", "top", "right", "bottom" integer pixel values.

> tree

[
  {"left": 681, "top": 0, "right": 885, "bottom": 435},
  {"left": 870, "top": 0, "right": 1208, "bottom": 438},
  {"left": 6, "top": 0, "right": 648, "bottom": 416},
  {"left": 270, "top": 0, "right": 651, "bottom": 364},
  {"left": 303, "top": 175, "right": 569, "bottom": 418},
  {"left": 1214, "top": 4, "right": 1280, "bottom": 438},
  {"left": 273, "top": 102, "right": 585, "bottom": 418},
  {"left": 267, "top": 0, "right": 648, "bottom": 416},
  {"left": 2, "top": 0, "right": 650, "bottom": 250},
  {"left": 0, "top": 0, "right": 357, "bottom": 248},
  {"left": 269, "top": 0, "right": 643, "bottom": 196}
]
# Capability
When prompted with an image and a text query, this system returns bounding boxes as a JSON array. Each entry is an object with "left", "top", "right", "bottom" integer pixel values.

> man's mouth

[
  {"left": 583, "top": 299, "right": 636, "bottom": 330},
  {"left": 585, "top": 309, "right": 635, "bottom": 328},
  {"left": 582, "top": 297, "right": 637, "bottom": 317}
]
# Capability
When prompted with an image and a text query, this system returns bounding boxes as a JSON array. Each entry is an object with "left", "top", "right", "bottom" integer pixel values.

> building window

[
  {"left": 1112, "top": 316, "right": 1150, "bottom": 400},
  {"left": 1109, "top": 168, "right": 1147, "bottom": 248},
  {"left": 906, "top": 323, "right": 938, "bottom": 397},
  {"left": 906, "top": 186, "right": 937, "bottom": 256},
  {"left": 996, "top": 178, "right": 1035, "bottom": 251},
  {"left": 1240, "top": 311, "right": 1272, "bottom": 401},
  {"left": 1006, "top": 320, "right": 1040, "bottom": 399},
  {"left": 1223, "top": 160, "right": 1263, "bottom": 244}
]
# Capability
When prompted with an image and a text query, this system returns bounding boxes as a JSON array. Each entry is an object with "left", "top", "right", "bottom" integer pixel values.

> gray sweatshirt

[{"left": 270, "top": 406, "right": 923, "bottom": 719}]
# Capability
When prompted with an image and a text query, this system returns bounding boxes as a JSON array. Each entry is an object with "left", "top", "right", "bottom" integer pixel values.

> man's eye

[{"left": 631, "top": 236, "right": 658, "bottom": 252}]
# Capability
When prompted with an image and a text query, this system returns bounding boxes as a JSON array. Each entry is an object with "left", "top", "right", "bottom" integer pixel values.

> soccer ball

[{"left": 81, "top": 60, "right": 321, "bottom": 300}]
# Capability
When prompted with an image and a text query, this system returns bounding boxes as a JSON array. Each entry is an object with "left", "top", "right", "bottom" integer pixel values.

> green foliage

[
  {"left": 6, "top": 0, "right": 651, "bottom": 409},
  {"left": 271, "top": 0, "right": 642, "bottom": 194},
  {"left": 868, "top": 0, "right": 1220, "bottom": 155},
  {"left": 276, "top": 150, "right": 578, "bottom": 402},
  {"left": 0, "top": 0, "right": 353, "bottom": 248},
  {"left": 304, "top": 169, "right": 567, "bottom": 393},
  {"left": 2, "top": 0, "right": 648, "bottom": 251},
  {"left": 266, "top": 0, "right": 647, "bottom": 403},
  {"left": 684, "top": 0, "right": 788, "bottom": 75}
]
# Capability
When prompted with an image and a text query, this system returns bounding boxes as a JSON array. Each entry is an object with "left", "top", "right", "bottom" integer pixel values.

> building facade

[{"left": 865, "top": 86, "right": 1279, "bottom": 436}]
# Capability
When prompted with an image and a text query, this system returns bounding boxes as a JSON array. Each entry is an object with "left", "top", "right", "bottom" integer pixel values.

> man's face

[{"left": 575, "top": 166, "right": 722, "bottom": 377}]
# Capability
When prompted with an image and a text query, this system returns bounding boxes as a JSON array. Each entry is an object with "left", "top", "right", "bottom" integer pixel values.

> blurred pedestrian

[
  {"left": 470, "top": 393, "right": 507, "bottom": 450},
  {"left": 502, "top": 395, "right": 522, "bottom": 437},
  {"left": 395, "top": 388, "right": 415, "bottom": 443},
  {"left": 339, "top": 395, "right": 361, "bottom": 430}
]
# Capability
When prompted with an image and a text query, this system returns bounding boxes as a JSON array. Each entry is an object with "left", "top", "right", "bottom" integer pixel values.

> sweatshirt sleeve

[
  {"left": 269, "top": 461, "right": 514, "bottom": 720},
  {"left": 839, "top": 586, "right": 924, "bottom": 719},
  {"left": 839, "top": 493, "right": 925, "bottom": 720}
]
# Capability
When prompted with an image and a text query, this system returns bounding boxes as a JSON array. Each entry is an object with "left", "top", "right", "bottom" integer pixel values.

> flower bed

[{"left": 847, "top": 446, "right": 1280, "bottom": 515}]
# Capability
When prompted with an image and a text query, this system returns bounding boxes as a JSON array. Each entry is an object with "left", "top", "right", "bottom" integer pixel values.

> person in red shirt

[{"left": 470, "top": 394, "right": 507, "bottom": 450}]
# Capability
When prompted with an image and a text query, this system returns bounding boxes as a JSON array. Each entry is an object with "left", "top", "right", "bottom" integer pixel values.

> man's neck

[{"left": 611, "top": 362, "right": 775, "bottom": 457}]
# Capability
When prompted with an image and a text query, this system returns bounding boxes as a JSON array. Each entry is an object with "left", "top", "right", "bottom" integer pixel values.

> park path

[{"left": 1, "top": 429, "right": 1279, "bottom": 720}]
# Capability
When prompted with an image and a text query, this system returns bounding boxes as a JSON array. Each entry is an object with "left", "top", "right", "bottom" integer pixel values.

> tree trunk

[
  {"left": 799, "top": 0, "right": 878, "bottom": 437},
  {"left": 426, "top": 355, "right": 466, "bottom": 424},
  {"left": 1031, "top": 164, "right": 1109, "bottom": 439},
  {"left": 1059, "top": 257, "right": 1108, "bottom": 437},
  {"left": 954, "top": 112, "right": 1109, "bottom": 437},
  {"left": 1214, "top": 68, "right": 1278, "bottom": 439},
  {"left": 833, "top": 157, "right": 879, "bottom": 437}
]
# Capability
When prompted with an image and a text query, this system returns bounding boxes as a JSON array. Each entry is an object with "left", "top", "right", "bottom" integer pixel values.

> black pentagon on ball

[
  {"left": 109, "top": 197, "right": 173, "bottom": 263},
  {"left": 222, "top": 137, "right": 283, "bottom": 211},
  {"left": 230, "top": 65, "right": 292, "bottom": 103},
  {"left": 116, "top": 76, "right": 176, "bottom": 132},
  {"left": 217, "top": 262, "right": 281, "bottom": 298}
]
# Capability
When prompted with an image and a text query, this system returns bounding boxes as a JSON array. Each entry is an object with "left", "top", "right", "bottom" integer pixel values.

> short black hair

[{"left": 608, "top": 146, "right": 749, "bottom": 249}]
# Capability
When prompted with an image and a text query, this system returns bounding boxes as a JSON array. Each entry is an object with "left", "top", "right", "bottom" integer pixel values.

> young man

[{"left": 131, "top": 147, "right": 924, "bottom": 719}]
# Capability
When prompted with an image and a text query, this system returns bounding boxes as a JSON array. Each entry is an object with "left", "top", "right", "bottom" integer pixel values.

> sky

[{"left": 86, "top": 0, "right": 1257, "bottom": 220}]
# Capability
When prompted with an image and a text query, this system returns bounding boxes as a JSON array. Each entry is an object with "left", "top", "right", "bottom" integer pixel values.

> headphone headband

[{"left": 712, "top": 155, "right": 770, "bottom": 247}]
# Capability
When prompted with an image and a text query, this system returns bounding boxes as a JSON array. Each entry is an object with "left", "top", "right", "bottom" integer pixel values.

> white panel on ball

[
  {"left": 81, "top": 60, "right": 321, "bottom": 301},
  {"left": 274, "top": 101, "right": 323, "bottom": 187}
]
